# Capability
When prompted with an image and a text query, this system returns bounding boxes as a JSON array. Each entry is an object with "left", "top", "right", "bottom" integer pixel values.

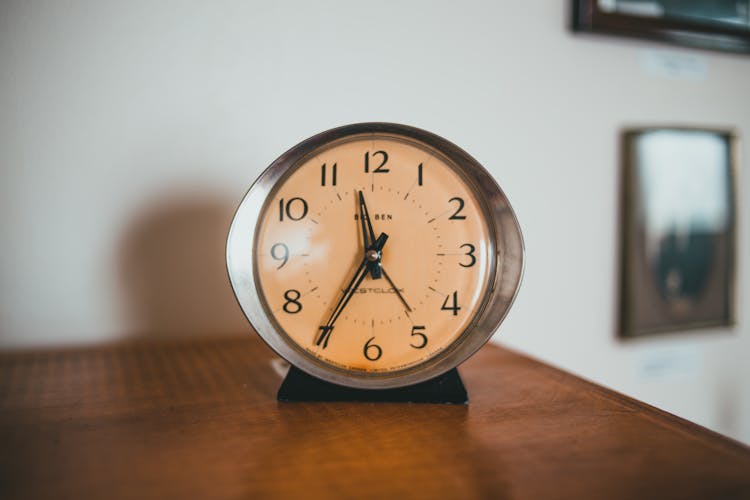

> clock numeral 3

[
  {"left": 441, "top": 291, "right": 461, "bottom": 316},
  {"left": 448, "top": 197, "right": 466, "bottom": 220},
  {"left": 320, "top": 163, "right": 337, "bottom": 186},
  {"left": 410, "top": 326, "right": 428, "bottom": 349},
  {"left": 279, "top": 197, "right": 308, "bottom": 221},
  {"left": 363, "top": 337, "right": 382, "bottom": 361},
  {"left": 364, "top": 151, "right": 389, "bottom": 173},
  {"left": 459, "top": 243, "right": 476, "bottom": 268},
  {"left": 282, "top": 289, "right": 302, "bottom": 314}
]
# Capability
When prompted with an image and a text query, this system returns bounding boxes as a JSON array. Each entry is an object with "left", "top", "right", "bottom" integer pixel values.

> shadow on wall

[{"left": 118, "top": 192, "right": 249, "bottom": 339}]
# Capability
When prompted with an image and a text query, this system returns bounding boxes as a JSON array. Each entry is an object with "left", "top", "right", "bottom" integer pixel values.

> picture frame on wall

[
  {"left": 619, "top": 128, "right": 736, "bottom": 338},
  {"left": 572, "top": 0, "right": 750, "bottom": 54}
]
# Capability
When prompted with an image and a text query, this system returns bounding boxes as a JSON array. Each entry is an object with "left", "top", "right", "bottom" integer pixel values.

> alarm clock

[{"left": 226, "top": 123, "right": 523, "bottom": 400}]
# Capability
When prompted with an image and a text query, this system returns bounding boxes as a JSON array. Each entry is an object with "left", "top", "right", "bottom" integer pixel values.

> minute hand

[{"left": 316, "top": 232, "right": 389, "bottom": 349}]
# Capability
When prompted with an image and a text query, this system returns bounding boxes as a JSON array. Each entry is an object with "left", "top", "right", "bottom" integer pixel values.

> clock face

[
  {"left": 254, "top": 135, "right": 492, "bottom": 374},
  {"left": 227, "top": 123, "right": 524, "bottom": 389}
]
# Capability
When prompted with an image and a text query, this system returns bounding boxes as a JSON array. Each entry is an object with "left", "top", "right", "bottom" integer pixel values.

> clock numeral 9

[
  {"left": 270, "top": 243, "right": 289, "bottom": 269},
  {"left": 441, "top": 291, "right": 461, "bottom": 316},
  {"left": 459, "top": 243, "right": 476, "bottom": 268},
  {"left": 282, "top": 289, "right": 302, "bottom": 314},
  {"left": 278, "top": 197, "right": 308, "bottom": 221},
  {"left": 448, "top": 197, "right": 466, "bottom": 220},
  {"left": 364, "top": 151, "right": 389, "bottom": 173},
  {"left": 320, "top": 163, "right": 337, "bottom": 186},
  {"left": 363, "top": 337, "right": 382, "bottom": 361},
  {"left": 410, "top": 326, "right": 428, "bottom": 349}
]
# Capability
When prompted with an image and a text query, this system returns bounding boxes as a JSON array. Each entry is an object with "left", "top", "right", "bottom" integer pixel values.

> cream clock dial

[{"left": 227, "top": 123, "right": 524, "bottom": 389}]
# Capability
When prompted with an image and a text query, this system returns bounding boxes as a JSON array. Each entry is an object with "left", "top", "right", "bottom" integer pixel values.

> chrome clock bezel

[{"left": 226, "top": 122, "right": 524, "bottom": 389}]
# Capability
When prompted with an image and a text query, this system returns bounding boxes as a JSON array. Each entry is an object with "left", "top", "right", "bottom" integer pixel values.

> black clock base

[{"left": 277, "top": 366, "right": 468, "bottom": 404}]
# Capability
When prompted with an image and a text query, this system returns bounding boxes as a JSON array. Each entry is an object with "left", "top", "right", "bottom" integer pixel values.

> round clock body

[{"left": 227, "top": 123, "right": 524, "bottom": 389}]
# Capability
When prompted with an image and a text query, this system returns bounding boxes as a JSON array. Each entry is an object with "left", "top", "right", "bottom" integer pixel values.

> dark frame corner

[{"left": 572, "top": 0, "right": 750, "bottom": 54}]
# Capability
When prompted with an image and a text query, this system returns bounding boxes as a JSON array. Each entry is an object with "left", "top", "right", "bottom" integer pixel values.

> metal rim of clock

[{"left": 226, "top": 122, "right": 525, "bottom": 389}]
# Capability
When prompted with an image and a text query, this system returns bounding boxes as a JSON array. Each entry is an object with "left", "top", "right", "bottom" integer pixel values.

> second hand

[{"left": 381, "top": 268, "right": 412, "bottom": 312}]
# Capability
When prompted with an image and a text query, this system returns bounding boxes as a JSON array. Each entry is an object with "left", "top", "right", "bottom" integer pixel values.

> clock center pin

[{"left": 366, "top": 249, "right": 380, "bottom": 262}]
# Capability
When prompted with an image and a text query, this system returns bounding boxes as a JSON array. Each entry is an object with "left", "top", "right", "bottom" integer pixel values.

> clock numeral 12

[{"left": 364, "top": 151, "right": 389, "bottom": 173}]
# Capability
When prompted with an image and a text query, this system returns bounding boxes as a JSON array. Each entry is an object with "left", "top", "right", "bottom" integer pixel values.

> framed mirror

[{"left": 619, "top": 127, "right": 736, "bottom": 337}]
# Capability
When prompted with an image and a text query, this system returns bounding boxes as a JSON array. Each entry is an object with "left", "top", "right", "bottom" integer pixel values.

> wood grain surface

[{"left": 1, "top": 336, "right": 748, "bottom": 499}]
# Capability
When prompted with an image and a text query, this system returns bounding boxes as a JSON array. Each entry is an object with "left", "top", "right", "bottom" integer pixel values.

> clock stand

[{"left": 277, "top": 366, "right": 468, "bottom": 404}]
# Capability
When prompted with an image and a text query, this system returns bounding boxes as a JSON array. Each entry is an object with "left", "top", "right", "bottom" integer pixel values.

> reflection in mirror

[
  {"left": 636, "top": 130, "right": 729, "bottom": 308},
  {"left": 599, "top": 0, "right": 750, "bottom": 29},
  {"left": 620, "top": 128, "right": 735, "bottom": 337}
]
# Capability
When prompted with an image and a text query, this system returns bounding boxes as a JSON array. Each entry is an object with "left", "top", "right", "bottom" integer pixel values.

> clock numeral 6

[
  {"left": 410, "top": 326, "right": 428, "bottom": 349},
  {"left": 278, "top": 197, "right": 308, "bottom": 221},
  {"left": 363, "top": 337, "right": 382, "bottom": 361},
  {"left": 364, "top": 151, "right": 389, "bottom": 173},
  {"left": 282, "top": 289, "right": 302, "bottom": 314},
  {"left": 441, "top": 291, "right": 461, "bottom": 316}
]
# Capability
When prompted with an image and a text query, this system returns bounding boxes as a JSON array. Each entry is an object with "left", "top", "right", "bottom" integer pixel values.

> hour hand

[
  {"left": 359, "top": 191, "right": 385, "bottom": 279},
  {"left": 358, "top": 190, "right": 376, "bottom": 249}
]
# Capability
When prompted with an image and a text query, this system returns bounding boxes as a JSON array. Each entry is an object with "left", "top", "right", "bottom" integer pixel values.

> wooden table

[{"left": 1, "top": 336, "right": 748, "bottom": 499}]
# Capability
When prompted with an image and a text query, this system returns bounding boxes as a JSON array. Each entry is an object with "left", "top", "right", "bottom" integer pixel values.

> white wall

[{"left": 1, "top": 1, "right": 748, "bottom": 443}]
